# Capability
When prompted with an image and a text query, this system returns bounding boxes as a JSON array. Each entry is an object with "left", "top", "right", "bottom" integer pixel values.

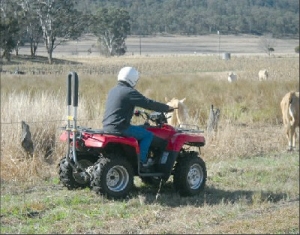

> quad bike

[{"left": 58, "top": 72, "right": 207, "bottom": 199}]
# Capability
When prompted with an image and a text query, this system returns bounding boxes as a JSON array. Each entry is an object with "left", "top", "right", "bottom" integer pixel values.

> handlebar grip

[
  {"left": 167, "top": 108, "right": 175, "bottom": 113},
  {"left": 67, "top": 72, "right": 79, "bottom": 107},
  {"left": 72, "top": 73, "right": 79, "bottom": 107},
  {"left": 67, "top": 74, "right": 72, "bottom": 106}
]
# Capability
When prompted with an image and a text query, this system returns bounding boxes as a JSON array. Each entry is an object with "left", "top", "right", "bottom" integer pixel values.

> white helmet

[{"left": 117, "top": 67, "right": 139, "bottom": 87}]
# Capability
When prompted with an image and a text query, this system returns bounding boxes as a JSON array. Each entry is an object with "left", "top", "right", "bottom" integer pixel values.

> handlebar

[{"left": 134, "top": 109, "right": 172, "bottom": 126}]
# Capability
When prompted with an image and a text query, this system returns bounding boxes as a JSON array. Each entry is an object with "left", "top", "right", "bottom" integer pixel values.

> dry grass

[{"left": 0, "top": 48, "right": 299, "bottom": 234}]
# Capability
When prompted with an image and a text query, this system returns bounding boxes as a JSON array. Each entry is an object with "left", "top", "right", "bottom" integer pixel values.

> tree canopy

[{"left": 90, "top": 8, "right": 130, "bottom": 56}]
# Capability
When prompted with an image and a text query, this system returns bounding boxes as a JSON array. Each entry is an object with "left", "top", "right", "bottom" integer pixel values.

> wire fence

[{"left": 0, "top": 118, "right": 101, "bottom": 125}]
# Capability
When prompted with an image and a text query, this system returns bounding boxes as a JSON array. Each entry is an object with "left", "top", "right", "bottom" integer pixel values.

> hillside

[{"left": 79, "top": 0, "right": 299, "bottom": 37}]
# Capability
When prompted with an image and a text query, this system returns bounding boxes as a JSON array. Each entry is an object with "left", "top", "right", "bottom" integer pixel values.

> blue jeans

[{"left": 122, "top": 125, "right": 153, "bottom": 164}]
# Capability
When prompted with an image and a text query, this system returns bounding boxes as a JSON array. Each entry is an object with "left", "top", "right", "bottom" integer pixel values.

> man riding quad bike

[{"left": 58, "top": 70, "right": 207, "bottom": 199}]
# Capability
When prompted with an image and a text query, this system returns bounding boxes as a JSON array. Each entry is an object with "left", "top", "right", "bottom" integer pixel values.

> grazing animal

[
  {"left": 165, "top": 97, "right": 189, "bottom": 127},
  {"left": 228, "top": 72, "right": 237, "bottom": 83},
  {"left": 258, "top": 69, "right": 269, "bottom": 81},
  {"left": 280, "top": 91, "right": 299, "bottom": 151}
]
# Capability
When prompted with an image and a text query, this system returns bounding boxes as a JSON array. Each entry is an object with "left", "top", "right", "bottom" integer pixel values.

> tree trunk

[
  {"left": 30, "top": 40, "right": 38, "bottom": 57},
  {"left": 15, "top": 40, "right": 21, "bottom": 56},
  {"left": 2, "top": 50, "right": 11, "bottom": 61},
  {"left": 45, "top": 36, "right": 54, "bottom": 64},
  {"left": 47, "top": 51, "right": 53, "bottom": 64},
  {"left": 30, "top": 41, "right": 34, "bottom": 56}
]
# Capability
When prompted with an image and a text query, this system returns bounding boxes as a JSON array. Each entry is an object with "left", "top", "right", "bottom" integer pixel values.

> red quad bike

[{"left": 58, "top": 72, "right": 207, "bottom": 199}]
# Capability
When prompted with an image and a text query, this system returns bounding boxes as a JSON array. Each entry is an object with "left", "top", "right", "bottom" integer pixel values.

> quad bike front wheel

[
  {"left": 173, "top": 152, "right": 207, "bottom": 197},
  {"left": 58, "top": 156, "right": 93, "bottom": 190},
  {"left": 90, "top": 154, "right": 134, "bottom": 199}
]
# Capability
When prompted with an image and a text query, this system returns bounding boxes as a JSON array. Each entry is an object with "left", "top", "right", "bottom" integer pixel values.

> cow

[
  {"left": 165, "top": 97, "right": 189, "bottom": 127},
  {"left": 280, "top": 91, "right": 299, "bottom": 151},
  {"left": 258, "top": 69, "right": 269, "bottom": 81},
  {"left": 228, "top": 72, "right": 237, "bottom": 83}
]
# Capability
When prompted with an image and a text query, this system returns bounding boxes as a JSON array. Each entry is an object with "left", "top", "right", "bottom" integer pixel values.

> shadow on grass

[
  {"left": 3, "top": 179, "right": 293, "bottom": 208},
  {"left": 1, "top": 54, "right": 81, "bottom": 65},
  {"left": 130, "top": 183, "right": 291, "bottom": 207}
]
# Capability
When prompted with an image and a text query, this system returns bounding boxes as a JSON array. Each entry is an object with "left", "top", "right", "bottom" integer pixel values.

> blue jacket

[{"left": 102, "top": 81, "right": 170, "bottom": 132}]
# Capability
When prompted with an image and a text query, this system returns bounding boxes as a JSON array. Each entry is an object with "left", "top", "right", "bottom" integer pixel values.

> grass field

[
  {"left": 17, "top": 34, "right": 299, "bottom": 57},
  {"left": 0, "top": 35, "right": 299, "bottom": 234}
]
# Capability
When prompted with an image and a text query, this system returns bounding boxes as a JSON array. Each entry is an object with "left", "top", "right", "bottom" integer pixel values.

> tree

[
  {"left": 18, "top": 0, "right": 43, "bottom": 57},
  {"left": 258, "top": 33, "right": 276, "bottom": 56},
  {"left": 0, "top": 18, "right": 19, "bottom": 61},
  {"left": 90, "top": 8, "right": 130, "bottom": 56},
  {"left": 0, "top": 0, "right": 20, "bottom": 61},
  {"left": 32, "top": 0, "right": 84, "bottom": 64}
]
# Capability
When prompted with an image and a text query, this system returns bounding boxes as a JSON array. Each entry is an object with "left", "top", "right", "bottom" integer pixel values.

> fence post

[
  {"left": 207, "top": 105, "right": 220, "bottom": 138},
  {"left": 21, "top": 121, "right": 34, "bottom": 157}
]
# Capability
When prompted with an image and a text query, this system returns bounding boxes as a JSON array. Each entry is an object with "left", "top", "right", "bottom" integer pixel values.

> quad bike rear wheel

[
  {"left": 173, "top": 152, "right": 207, "bottom": 197},
  {"left": 58, "top": 156, "right": 92, "bottom": 190},
  {"left": 90, "top": 154, "right": 134, "bottom": 199}
]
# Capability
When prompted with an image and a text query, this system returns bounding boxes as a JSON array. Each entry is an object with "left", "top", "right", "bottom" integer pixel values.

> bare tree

[
  {"left": 32, "top": 0, "right": 83, "bottom": 64},
  {"left": 258, "top": 33, "right": 276, "bottom": 56}
]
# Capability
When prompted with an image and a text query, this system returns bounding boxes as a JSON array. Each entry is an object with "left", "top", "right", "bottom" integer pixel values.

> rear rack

[
  {"left": 60, "top": 125, "right": 124, "bottom": 136},
  {"left": 176, "top": 124, "right": 204, "bottom": 134}
]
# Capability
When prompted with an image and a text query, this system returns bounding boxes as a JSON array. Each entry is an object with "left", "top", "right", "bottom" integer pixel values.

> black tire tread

[
  {"left": 173, "top": 152, "right": 207, "bottom": 197},
  {"left": 58, "top": 157, "right": 83, "bottom": 189},
  {"left": 90, "top": 154, "right": 134, "bottom": 199}
]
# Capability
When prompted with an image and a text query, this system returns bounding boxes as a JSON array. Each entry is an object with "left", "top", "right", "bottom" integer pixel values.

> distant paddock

[{"left": 16, "top": 34, "right": 299, "bottom": 58}]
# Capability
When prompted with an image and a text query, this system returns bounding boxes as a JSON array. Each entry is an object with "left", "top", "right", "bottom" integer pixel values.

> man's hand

[
  {"left": 167, "top": 107, "right": 175, "bottom": 112},
  {"left": 134, "top": 110, "right": 141, "bottom": 116}
]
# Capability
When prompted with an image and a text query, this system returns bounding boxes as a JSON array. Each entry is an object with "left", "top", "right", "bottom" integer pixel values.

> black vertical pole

[{"left": 67, "top": 71, "right": 81, "bottom": 169}]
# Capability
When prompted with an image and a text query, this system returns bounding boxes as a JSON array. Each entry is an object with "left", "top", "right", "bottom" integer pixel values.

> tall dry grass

[{"left": 0, "top": 55, "right": 299, "bottom": 183}]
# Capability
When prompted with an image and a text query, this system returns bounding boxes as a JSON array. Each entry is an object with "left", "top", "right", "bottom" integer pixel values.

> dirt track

[{"left": 20, "top": 34, "right": 299, "bottom": 58}]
